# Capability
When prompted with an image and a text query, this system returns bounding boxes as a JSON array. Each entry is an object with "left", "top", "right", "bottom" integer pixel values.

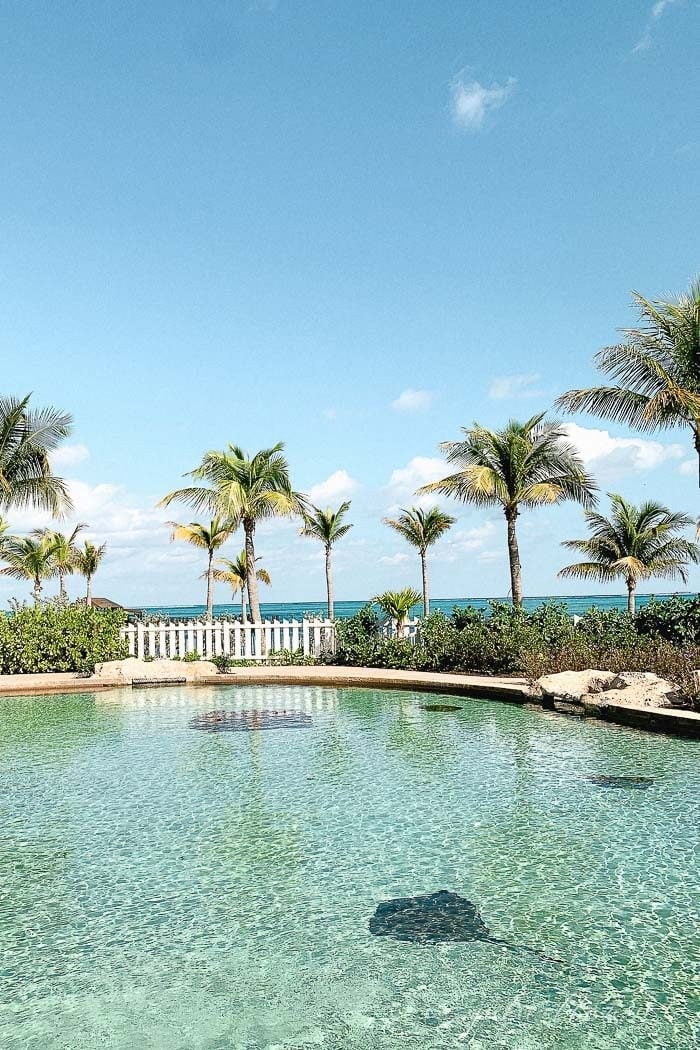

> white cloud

[
  {"left": 633, "top": 0, "right": 681, "bottom": 52},
  {"left": 379, "top": 552, "right": 412, "bottom": 566},
  {"left": 488, "top": 373, "right": 544, "bottom": 400},
  {"left": 433, "top": 522, "right": 497, "bottom": 563},
  {"left": 307, "top": 469, "right": 359, "bottom": 506},
  {"left": 386, "top": 456, "right": 448, "bottom": 510},
  {"left": 391, "top": 389, "right": 434, "bottom": 413},
  {"left": 678, "top": 459, "right": 696, "bottom": 476},
  {"left": 50, "top": 443, "right": 90, "bottom": 467},
  {"left": 564, "top": 423, "right": 684, "bottom": 477},
  {"left": 451, "top": 74, "right": 516, "bottom": 130}
]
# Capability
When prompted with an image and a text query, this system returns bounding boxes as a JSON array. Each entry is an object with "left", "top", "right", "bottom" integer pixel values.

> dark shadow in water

[
  {"left": 418, "top": 703, "right": 463, "bottom": 712},
  {"left": 585, "top": 775, "right": 654, "bottom": 789},
  {"left": 188, "top": 709, "right": 311, "bottom": 733},
  {"left": 369, "top": 890, "right": 565, "bottom": 963}
]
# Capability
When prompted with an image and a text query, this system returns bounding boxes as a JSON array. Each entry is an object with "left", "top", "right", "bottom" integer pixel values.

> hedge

[{"left": 0, "top": 605, "right": 128, "bottom": 674}]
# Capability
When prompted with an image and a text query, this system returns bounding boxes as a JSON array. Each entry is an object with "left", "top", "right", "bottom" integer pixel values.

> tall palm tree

[
  {"left": 0, "top": 394, "right": 73, "bottom": 515},
  {"left": 34, "top": 524, "right": 86, "bottom": 602},
  {"left": 559, "top": 494, "right": 700, "bottom": 615},
  {"left": 0, "top": 534, "right": 57, "bottom": 604},
  {"left": 75, "top": 540, "right": 107, "bottom": 607},
  {"left": 419, "top": 414, "right": 597, "bottom": 606},
  {"left": 556, "top": 280, "right": 700, "bottom": 484},
  {"left": 212, "top": 551, "right": 271, "bottom": 623},
  {"left": 373, "top": 588, "right": 422, "bottom": 637},
  {"left": 383, "top": 506, "right": 455, "bottom": 616},
  {"left": 167, "top": 517, "right": 235, "bottom": 620},
  {"left": 299, "top": 501, "right": 353, "bottom": 619},
  {"left": 159, "top": 443, "right": 306, "bottom": 623}
]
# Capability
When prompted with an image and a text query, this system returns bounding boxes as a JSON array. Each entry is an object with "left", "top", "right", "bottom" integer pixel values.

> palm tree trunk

[
  {"left": 627, "top": 578, "right": 636, "bottom": 616},
  {"left": 58, "top": 569, "right": 66, "bottom": 603},
  {"left": 206, "top": 550, "right": 214, "bottom": 621},
  {"left": 33, "top": 576, "right": 42, "bottom": 606},
  {"left": 694, "top": 428, "right": 700, "bottom": 488},
  {"left": 241, "top": 587, "right": 247, "bottom": 624},
  {"left": 505, "top": 507, "right": 523, "bottom": 606},
  {"left": 245, "top": 521, "right": 261, "bottom": 623},
  {"left": 421, "top": 550, "right": 429, "bottom": 617},
  {"left": 325, "top": 545, "right": 334, "bottom": 619},
  {"left": 86, "top": 575, "right": 92, "bottom": 607}
]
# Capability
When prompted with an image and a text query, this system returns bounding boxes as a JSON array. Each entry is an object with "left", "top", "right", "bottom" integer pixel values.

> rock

[
  {"left": 601, "top": 672, "right": 680, "bottom": 709},
  {"left": 535, "top": 669, "right": 618, "bottom": 707},
  {"left": 93, "top": 657, "right": 218, "bottom": 683}
]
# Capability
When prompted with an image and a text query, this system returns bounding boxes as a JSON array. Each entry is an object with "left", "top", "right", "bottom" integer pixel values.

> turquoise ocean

[{"left": 135, "top": 592, "right": 697, "bottom": 619}]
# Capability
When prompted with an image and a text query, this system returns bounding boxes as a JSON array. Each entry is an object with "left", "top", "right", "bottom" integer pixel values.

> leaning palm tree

[
  {"left": 167, "top": 517, "right": 235, "bottom": 620},
  {"left": 212, "top": 551, "right": 271, "bottom": 623},
  {"left": 299, "top": 501, "right": 353, "bottom": 619},
  {"left": 74, "top": 540, "right": 107, "bottom": 606},
  {"left": 556, "top": 280, "right": 700, "bottom": 484},
  {"left": 0, "top": 534, "right": 57, "bottom": 604},
  {"left": 559, "top": 494, "right": 700, "bottom": 615},
  {"left": 159, "top": 444, "right": 306, "bottom": 623},
  {"left": 0, "top": 394, "right": 73, "bottom": 515},
  {"left": 34, "top": 524, "right": 86, "bottom": 602},
  {"left": 383, "top": 506, "right": 455, "bottom": 616},
  {"left": 373, "top": 588, "right": 422, "bottom": 637},
  {"left": 419, "top": 414, "right": 597, "bottom": 605}
]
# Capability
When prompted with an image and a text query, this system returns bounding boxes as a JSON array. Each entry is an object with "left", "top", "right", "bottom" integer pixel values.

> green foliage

[
  {"left": 635, "top": 595, "right": 700, "bottom": 645},
  {"left": 211, "top": 649, "right": 318, "bottom": 672},
  {"left": 182, "top": 651, "right": 201, "bottom": 662},
  {"left": 0, "top": 604, "right": 127, "bottom": 674}
]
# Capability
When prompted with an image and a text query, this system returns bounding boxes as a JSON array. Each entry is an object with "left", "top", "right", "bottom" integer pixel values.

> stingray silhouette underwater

[{"left": 369, "top": 891, "right": 566, "bottom": 963}]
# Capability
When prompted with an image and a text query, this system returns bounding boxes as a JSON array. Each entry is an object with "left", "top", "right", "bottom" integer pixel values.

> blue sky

[{"left": 2, "top": 0, "right": 698, "bottom": 606}]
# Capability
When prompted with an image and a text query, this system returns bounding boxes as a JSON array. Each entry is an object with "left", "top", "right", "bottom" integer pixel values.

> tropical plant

[
  {"left": 0, "top": 604, "right": 126, "bottom": 674},
  {"left": 558, "top": 494, "right": 700, "bottom": 615},
  {"left": 159, "top": 443, "right": 305, "bottom": 623},
  {"left": 383, "top": 506, "right": 455, "bottom": 616},
  {"left": 212, "top": 550, "right": 271, "bottom": 622},
  {"left": 373, "top": 587, "right": 422, "bottom": 636},
  {"left": 419, "top": 414, "right": 597, "bottom": 605},
  {"left": 299, "top": 501, "right": 353, "bottom": 619},
  {"left": 167, "top": 517, "right": 235, "bottom": 620},
  {"left": 556, "top": 280, "right": 700, "bottom": 484},
  {"left": 0, "top": 534, "right": 57, "bottom": 604},
  {"left": 33, "top": 524, "right": 86, "bottom": 602},
  {"left": 74, "top": 540, "right": 107, "bottom": 606},
  {"left": 0, "top": 394, "right": 73, "bottom": 515}
]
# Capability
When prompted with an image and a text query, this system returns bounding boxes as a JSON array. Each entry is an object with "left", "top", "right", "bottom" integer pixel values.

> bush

[
  {"left": 0, "top": 604, "right": 127, "bottom": 674},
  {"left": 635, "top": 595, "right": 700, "bottom": 645}
]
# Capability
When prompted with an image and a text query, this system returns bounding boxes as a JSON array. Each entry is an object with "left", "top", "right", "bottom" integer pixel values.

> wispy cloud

[
  {"left": 385, "top": 456, "right": 450, "bottom": 511},
  {"left": 50, "top": 443, "right": 90, "bottom": 467},
  {"left": 488, "top": 373, "right": 544, "bottom": 400},
  {"left": 391, "top": 389, "right": 434, "bottom": 413},
  {"left": 307, "top": 469, "right": 359, "bottom": 506},
  {"left": 633, "top": 0, "right": 682, "bottom": 53},
  {"left": 451, "top": 74, "right": 516, "bottom": 130}
]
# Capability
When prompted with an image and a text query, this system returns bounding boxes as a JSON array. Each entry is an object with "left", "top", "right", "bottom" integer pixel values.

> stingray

[
  {"left": 188, "top": 709, "right": 312, "bottom": 733},
  {"left": 418, "top": 703, "right": 463, "bottom": 712},
  {"left": 369, "top": 890, "right": 565, "bottom": 963},
  {"left": 585, "top": 774, "right": 654, "bottom": 789}
]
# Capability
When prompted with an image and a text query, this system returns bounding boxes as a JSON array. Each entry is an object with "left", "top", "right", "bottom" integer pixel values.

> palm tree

[
  {"left": 0, "top": 534, "right": 57, "bottom": 604},
  {"left": 167, "top": 517, "right": 235, "bottom": 620},
  {"left": 0, "top": 394, "right": 73, "bottom": 515},
  {"left": 159, "top": 443, "right": 306, "bottom": 623},
  {"left": 419, "top": 414, "right": 597, "bottom": 606},
  {"left": 75, "top": 540, "right": 107, "bottom": 607},
  {"left": 559, "top": 494, "right": 700, "bottom": 615},
  {"left": 373, "top": 588, "right": 422, "bottom": 637},
  {"left": 383, "top": 506, "right": 455, "bottom": 617},
  {"left": 299, "top": 501, "right": 353, "bottom": 619},
  {"left": 212, "top": 551, "right": 271, "bottom": 623},
  {"left": 556, "top": 280, "right": 700, "bottom": 484},
  {"left": 34, "top": 524, "right": 86, "bottom": 602}
]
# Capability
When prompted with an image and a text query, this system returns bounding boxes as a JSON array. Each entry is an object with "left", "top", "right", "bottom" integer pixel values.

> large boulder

[
  {"left": 600, "top": 672, "right": 681, "bottom": 709},
  {"left": 534, "top": 669, "right": 617, "bottom": 707},
  {"left": 93, "top": 657, "right": 218, "bottom": 683}
]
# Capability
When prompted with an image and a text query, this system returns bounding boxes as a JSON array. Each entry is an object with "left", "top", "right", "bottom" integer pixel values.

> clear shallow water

[
  {"left": 136, "top": 592, "right": 695, "bottom": 619},
  {"left": 0, "top": 686, "right": 698, "bottom": 1049}
]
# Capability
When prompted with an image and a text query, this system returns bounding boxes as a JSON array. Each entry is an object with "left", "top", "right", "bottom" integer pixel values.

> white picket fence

[
  {"left": 120, "top": 617, "right": 337, "bottom": 662},
  {"left": 119, "top": 615, "right": 423, "bottom": 662}
]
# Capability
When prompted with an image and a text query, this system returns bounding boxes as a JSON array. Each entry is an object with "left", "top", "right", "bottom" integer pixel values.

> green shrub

[
  {"left": 0, "top": 604, "right": 127, "bottom": 674},
  {"left": 635, "top": 595, "right": 700, "bottom": 645},
  {"left": 182, "top": 651, "right": 201, "bottom": 662}
]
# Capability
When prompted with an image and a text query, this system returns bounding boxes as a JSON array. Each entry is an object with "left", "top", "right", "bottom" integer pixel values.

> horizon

[{"left": 2, "top": 1, "right": 698, "bottom": 606}]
